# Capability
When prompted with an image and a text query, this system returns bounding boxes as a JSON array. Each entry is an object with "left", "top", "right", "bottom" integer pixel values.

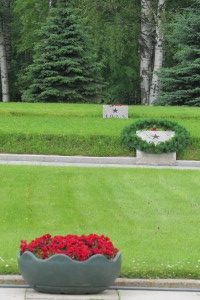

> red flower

[
  {"left": 20, "top": 234, "right": 118, "bottom": 261},
  {"left": 150, "top": 125, "right": 157, "bottom": 131},
  {"left": 20, "top": 240, "right": 27, "bottom": 253}
]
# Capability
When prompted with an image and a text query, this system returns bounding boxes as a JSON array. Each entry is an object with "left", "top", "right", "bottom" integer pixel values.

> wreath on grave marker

[{"left": 121, "top": 119, "right": 191, "bottom": 154}]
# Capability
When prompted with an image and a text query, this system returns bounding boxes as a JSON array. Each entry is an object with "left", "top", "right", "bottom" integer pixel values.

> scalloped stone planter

[{"left": 18, "top": 251, "right": 121, "bottom": 294}]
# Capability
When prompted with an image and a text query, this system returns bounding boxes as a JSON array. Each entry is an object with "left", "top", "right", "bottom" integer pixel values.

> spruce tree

[
  {"left": 22, "top": 1, "right": 103, "bottom": 103},
  {"left": 158, "top": 7, "right": 200, "bottom": 106}
]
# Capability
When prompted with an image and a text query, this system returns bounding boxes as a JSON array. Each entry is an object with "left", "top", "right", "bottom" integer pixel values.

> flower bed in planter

[{"left": 18, "top": 234, "right": 121, "bottom": 294}]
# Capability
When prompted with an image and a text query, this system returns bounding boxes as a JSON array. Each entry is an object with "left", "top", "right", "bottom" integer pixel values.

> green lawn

[
  {"left": 0, "top": 103, "right": 200, "bottom": 158},
  {"left": 1, "top": 165, "right": 200, "bottom": 278},
  {"left": 1, "top": 102, "right": 200, "bottom": 119}
]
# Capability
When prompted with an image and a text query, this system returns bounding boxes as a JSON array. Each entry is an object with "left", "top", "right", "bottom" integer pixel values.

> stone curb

[
  {"left": 0, "top": 154, "right": 200, "bottom": 169},
  {"left": 115, "top": 278, "right": 200, "bottom": 289},
  {"left": 1, "top": 276, "right": 200, "bottom": 289},
  {"left": 0, "top": 154, "right": 136, "bottom": 165}
]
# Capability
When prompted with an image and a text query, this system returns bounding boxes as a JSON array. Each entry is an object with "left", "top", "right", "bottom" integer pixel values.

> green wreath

[{"left": 121, "top": 119, "right": 191, "bottom": 154}]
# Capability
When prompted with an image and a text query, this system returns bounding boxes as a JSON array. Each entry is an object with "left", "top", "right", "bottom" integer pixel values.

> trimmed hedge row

[
  {"left": 0, "top": 126, "right": 198, "bottom": 159},
  {"left": 121, "top": 119, "right": 191, "bottom": 154},
  {"left": 0, "top": 133, "right": 132, "bottom": 157}
]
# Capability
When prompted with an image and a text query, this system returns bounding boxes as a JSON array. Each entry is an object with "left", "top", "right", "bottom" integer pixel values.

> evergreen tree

[
  {"left": 22, "top": 1, "right": 103, "bottom": 103},
  {"left": 158, "top": 6, "right": 200, "bottom": 106},
  {"left": 75, "top": 0, "right": 141, "bottom": 104}
]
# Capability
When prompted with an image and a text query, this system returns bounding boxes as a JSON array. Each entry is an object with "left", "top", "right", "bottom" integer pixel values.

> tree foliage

[
  {"left": 158, "top": 6, "right": 200, "bottom": 106},
  {"left": 13, "top": 0, "right": 49, "bottom": 54},
  {"left": 21, "top": 1, "right": 103, "bottom": 103},
  {"left": 1, "top": 0, "right": 198, "bottom": 104},
  {"left": 62, "top": 0, "right": 141, "bottom": 103},
  {"left": 11, "top": 0, "right": 49, "bottom": 99}
]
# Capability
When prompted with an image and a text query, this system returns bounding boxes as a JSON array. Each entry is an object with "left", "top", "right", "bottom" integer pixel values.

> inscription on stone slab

[
  {"left": 136, "top": 130, "right": 175, "bottom": 145},
  {"left": 103, "top": 105, "right": 128, "bottom": 119}
]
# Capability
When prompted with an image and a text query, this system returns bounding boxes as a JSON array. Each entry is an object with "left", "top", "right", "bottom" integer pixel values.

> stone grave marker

[
  {"left": 103, "top": 105, "right": 128, "bottom": 119},
  {"left": 136, "top": 130, "right": 175, "bottom": 145},
  {"left": 136, "top": 130, "right": 176, "bottom": 165}
]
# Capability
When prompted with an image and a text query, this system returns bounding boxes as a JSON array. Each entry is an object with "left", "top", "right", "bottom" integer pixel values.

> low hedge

[
  {"left": 0, "top": 132, "right": 132, "bottom": 157},
  {"left": 121, "top": 119, "right": 191, "bottom": 154},
  {"left": 0, "top": 124, "right": 198, "bottom": 159}
]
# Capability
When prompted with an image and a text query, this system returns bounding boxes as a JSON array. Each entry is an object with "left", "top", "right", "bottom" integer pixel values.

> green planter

[{"left": 18, "top": 251, "right": 121, "bottom": 294}]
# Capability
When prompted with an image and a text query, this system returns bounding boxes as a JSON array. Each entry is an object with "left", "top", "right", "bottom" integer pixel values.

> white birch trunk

[
  {"left": 3, "top": 20, "right": 11, "bottom": 71},
  {"left": 149, "top": 0, "right": 166, "bottom": 105},
  {"left": 0, "top": 18, "right": 10, "bottom": 102},
  {"left": 140, "top": 0, "right": 154, "bottom": 105},
  {"left": 2, "top": 0, "right": 11, "bottom": 72},
  {"left": 48, "top": 0, "right": 53, "bottom": 8}
]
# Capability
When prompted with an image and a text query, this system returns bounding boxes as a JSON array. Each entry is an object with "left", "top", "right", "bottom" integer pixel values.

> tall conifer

[
  {"left": 159, "top": 8, "right": 200, "bottom": 106},
  {"left": 22, "top": 0, "right": 103, "bottom": 102}
]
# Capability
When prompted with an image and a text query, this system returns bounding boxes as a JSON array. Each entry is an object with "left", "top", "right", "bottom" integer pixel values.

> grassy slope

[
  {"left": 1, "top": 102, "right": 200, "bottom": 118},
  {"left": 0, "top": 103, "right": 200, "bottom": 158},
  {"left": 1, "top": 165, "right": 200, "bottom": 278}
]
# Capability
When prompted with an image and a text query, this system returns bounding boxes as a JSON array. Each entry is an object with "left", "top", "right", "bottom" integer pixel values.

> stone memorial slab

[
  {"left": 136, "top": 130, "right": 176, "bottom": 165},
  {"left": 136, "top": 130, "right": 175, "bottom": 145},
  {"left": 103, "top": 105, "right": 128, "bottom": 119}
]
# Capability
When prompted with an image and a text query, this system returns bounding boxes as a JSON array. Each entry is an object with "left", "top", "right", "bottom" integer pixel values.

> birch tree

[
  {"left": 149, "top": 0, "right": 166, "bottom": 104},
  {"left": 2, "top": 0, "right": 11, "bottom": 73},
  {"left": 0, "top": 0, "right": 10, "bottom": 102},
  {"left": 140, "top": 0, "right": 154, "bottom": 104},
  {"left": 48, "top": 0, "right": 53, "bottom": 8}
]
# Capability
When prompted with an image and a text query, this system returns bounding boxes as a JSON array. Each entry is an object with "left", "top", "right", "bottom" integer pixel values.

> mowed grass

[
  {"left": 1, "top": 102, "right": 200, "bottom": 119},
  {"left": 0, "top": 103, "right": 200, "bottom": 158},
  {"left": 1, "top": 165, "right": 200, "bottom": 278}
]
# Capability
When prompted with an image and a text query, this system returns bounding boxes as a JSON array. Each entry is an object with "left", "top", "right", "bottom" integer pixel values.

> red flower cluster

[
  {"left": 150, "top": 125, "right": 157, "bottom": 131},
  {"left": 20, "top": 234, "right": 118, "bottom": 261}
]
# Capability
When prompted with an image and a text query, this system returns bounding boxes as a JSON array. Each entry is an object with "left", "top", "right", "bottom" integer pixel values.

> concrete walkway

[
  {"left": 1, "top": 288, "right": 200, "bottom": 300},
  {"left": 0, "top": 154, "right": 200, "bottom": 169}
]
